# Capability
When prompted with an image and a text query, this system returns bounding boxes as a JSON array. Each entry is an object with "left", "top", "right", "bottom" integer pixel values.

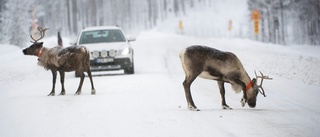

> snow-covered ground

[
  {"left": 0, "top": 30, "right": 319, "bottom": 137},
  {"left": 1, "top": 0, "right": 320, "bottom": 136}
]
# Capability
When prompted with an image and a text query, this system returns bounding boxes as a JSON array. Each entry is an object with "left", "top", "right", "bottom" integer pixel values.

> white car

[{"left": 74, "top": 26, "right": 135, "bottom": 75}]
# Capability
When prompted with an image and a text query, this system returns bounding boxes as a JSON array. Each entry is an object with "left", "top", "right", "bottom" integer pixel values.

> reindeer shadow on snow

[{"left": 23, "top": 27, "right": 96, "bottom": 96}]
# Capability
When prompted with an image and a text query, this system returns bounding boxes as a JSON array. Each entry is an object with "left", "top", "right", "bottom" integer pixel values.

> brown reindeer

[
  {"left": 179, "top": 45, "right": 272, "bottom": 111},
  {"left": 23, "top": 27, "right": 96, "bottom": 96}
]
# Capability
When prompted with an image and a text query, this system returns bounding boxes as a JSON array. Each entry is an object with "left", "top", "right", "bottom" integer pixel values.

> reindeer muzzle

[
  {"left": 22, "top": 49, "right": 28, "bottom": 55},
  {"left": 248, "top": 102, "right": 256, "bottom": 108}
]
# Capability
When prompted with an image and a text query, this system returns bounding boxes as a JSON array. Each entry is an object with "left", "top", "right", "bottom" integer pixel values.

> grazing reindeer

[
  {"left": 23, "top": 27, "right": 96, "bottom": 96},
  {"left": 179, "top": 45, "right": 272, "bottom": 111}
]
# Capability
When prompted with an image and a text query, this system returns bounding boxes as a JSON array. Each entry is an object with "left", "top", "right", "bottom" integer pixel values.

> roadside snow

[{"left": 155, "top": 0, "right": 320, "bottom": 86}]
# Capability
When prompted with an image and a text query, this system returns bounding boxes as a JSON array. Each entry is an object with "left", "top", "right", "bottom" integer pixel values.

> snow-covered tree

[
  {"left": 1, "top": 0, "right": 317, "bottom": 47},
  {"left": 292, "top": 0, "right": 320, "bottom": 45},
  {"left": 0, "top": 0, "right": 7, "bottom": 43},
  {"left": 248, "top": 0, "right": 320, "bottom": 45},
  {"left": 0, "top": 0, "right": 33, "bottom": 48}
]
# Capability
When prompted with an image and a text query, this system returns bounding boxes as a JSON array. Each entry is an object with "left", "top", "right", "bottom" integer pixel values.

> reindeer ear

[
  {"left": 252, "top": 78, "right": 257, "bottom": 86},
  {"left": 36, "top": 42, "right": 44, "bottom": 47}
]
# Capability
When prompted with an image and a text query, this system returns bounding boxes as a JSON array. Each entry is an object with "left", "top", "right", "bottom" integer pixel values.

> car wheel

[
  {"left": 124, "top": 66, "right": 134, "bottom": 74},
  {"left": 125, "top": 51, "right": 134, "bottom": 74},
  {"left": 124, "top": 59, "right": 134, "bottom": 74}
]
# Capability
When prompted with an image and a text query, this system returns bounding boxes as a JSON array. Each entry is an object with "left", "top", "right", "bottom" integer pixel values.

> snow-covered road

[{"left": 0, "top": 30, "right": 319, "bottom": 137}]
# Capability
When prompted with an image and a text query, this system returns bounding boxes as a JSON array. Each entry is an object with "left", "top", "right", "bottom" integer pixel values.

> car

[{"left": 74, "top": 26, "right": 136, "bottom": 76}]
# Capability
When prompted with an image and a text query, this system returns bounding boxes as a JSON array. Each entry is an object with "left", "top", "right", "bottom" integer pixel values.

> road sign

[
  {"left": 251, "top": 9, "right": 261, "bottom": 35},
  {"left": 228, "top": 20, "right": 232, "bottom": 31},
  {"left": 179, "top": 20, "right": 183, "bottom": 31},
  {"left": 251, "top": 9, "right": 261, "bottom": 20},
  {"left": 254, "top": 20, "right": 259, "bottom": 34}
]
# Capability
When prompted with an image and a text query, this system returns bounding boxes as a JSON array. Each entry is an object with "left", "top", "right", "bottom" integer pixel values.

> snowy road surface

[{"left": 0, "top": 31, "right": 319, "bottom": 137}]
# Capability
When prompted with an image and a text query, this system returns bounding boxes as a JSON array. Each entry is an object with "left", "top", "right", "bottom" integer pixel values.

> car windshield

[{"left": 79, "top": 29, "right": 126, "bottom": 44}]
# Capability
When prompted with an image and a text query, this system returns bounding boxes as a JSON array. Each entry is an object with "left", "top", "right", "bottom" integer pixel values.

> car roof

[{"left": 82, "top": 26, "right": 121, "bottom": 31}]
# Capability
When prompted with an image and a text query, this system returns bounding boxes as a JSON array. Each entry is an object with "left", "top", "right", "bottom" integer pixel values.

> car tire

[
  {"left": 124, "top": 65, "right": 134, "bottom": 74},
  {"left": 124, "top": 57, "right": 134, "bottom": 74},
  {"left": 124, "top": 51, "right": 134, "bottom": 74}
]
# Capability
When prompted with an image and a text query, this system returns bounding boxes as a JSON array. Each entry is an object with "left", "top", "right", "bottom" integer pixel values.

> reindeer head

[
  {"left": 22, "top": 27, "right": 48, "bottom": 57},
  {"left": 246, "top": 71, "right": 273, "bottom": 108}
]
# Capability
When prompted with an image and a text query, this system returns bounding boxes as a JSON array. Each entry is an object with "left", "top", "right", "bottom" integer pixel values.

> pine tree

[{"left": 1, "top": 0, "right": 33, "bottom": 48}]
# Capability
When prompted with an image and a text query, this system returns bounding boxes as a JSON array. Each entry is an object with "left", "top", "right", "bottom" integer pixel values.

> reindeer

[
  {"left": 23, "top": 27, "right": 96, "bottom": 96},
  {"left": 179, "top": 45, "right": 272, "bottom": 111}
]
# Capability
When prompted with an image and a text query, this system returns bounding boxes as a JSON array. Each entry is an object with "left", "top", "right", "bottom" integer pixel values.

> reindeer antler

[
  {"left": 255, "top": 71, "right": 273, "bottom": 97},
  {"left": 30, "top": 27, "right": 49, "bottom": 43}
]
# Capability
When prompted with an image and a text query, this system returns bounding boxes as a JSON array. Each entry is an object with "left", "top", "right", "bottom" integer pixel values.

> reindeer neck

[
  {"left": 37, "top": 47, "right": 51, "bottom": 70},
  {"left": 242, "top": 72, "right": 252, "bottom": 91},
  {"left": 37, "top": 47, "right": 48, "bottom": 62},
  {"left": 37, "top": 47, "right": 60, "bottom": 69},
  {"left": 37, "top": 47, "right": 45, "bottom": 57}
]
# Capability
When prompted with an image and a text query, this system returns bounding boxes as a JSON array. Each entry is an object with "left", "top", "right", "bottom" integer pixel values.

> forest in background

[
  {"left": 0, "top": 0, "right": 195, "bottom": 47},
  {"left": 0, "top": 0, "right": 319, "bottom": 47},
  {"left": 248, "top": 0, "right": 320, "bottom": 45}
]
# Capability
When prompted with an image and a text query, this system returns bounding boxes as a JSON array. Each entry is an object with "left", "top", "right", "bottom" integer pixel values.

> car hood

[{"left": 79, "top": 42, "right": 129, "bottom": 51}]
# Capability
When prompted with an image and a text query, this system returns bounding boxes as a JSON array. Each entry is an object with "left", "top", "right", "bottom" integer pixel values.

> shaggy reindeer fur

[
  {"left": 23, "top": 42, "right": 96, "bottom": 96},
  {"left": 179, "top": 45, "right": 260, "bottom": 111}
]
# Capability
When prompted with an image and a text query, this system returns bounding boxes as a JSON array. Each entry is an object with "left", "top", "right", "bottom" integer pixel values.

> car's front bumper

[{"left": 90, "top": 58, "right": 132, "bottom": 71}]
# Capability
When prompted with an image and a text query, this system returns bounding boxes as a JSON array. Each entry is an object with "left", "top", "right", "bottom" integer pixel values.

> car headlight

[
  {"left": 92, "top": 51, "right": 100, "bottom": 58},
  {"left": 121, "top": 47, "right": 130, "bottom": 55}
]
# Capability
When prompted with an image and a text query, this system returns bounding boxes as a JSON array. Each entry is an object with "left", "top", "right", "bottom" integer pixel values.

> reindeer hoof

[
  {"left": 91, "top": 89, "right": 96, "bottom": 95},
  {"left": 48, "top": 92, "right": 55, "bottom": 96},
  {"left": 241, "top": 98, "right": 246, "bottom": 107},
  {"left": 222, "top": 105, "right": 233, "bottom": 110},
  {"left": 188, "top": 106, "right": 200, "bottom": 111},
  {"left": 59, "top": 92, "right": 66, "bottom": 95},
  {"left": 74, "top": 91, "right": 81, "bottom": 95},
  {"left": 189, "top": 108, "right": 200, "bottom": 111}
]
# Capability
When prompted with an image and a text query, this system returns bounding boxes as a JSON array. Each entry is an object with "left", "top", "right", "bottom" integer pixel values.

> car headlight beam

[{"left": 121, "top": 47, "right": 130, "bottom": 55}]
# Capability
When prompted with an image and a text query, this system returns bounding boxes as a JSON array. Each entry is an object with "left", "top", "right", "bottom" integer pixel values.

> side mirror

[{"left": 127, "top": 37, "right": 136, "bottom": 42}]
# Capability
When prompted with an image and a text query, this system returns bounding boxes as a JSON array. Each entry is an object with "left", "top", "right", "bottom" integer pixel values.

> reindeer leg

[
  {"left": 183, "top": 75, "right": 199, "bottom": 111},
  {"left": 86, "top": 68, "right": 95, "bottom": 95},
  {"left": 48, "top": 70, "right": 57, "bottom": 96},
  {"left": 234, "top": 79, "right": 247, "bottom": 107},
  {"left": 59, "top": 71, "right": 66, "bottom": 95},
  {"left": 217, "top": 81, "right": 232, "bottom": 110},
  {"left": 88, "top": 71, "right": 96, "bottom": 95},
  {"left": 75, "top": 71, "right": 84, "bottom": 95}
]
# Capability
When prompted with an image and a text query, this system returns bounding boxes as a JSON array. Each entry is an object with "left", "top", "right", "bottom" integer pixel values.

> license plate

[{"left": 96, "top": 58, "right": 114, "bottom": 63}]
